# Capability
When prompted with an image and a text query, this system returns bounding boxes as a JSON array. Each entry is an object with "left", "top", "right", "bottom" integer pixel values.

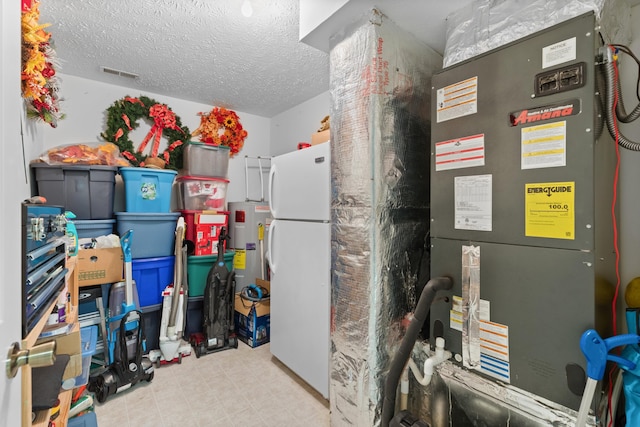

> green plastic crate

[{"left": 187, "top": 251, "right": 235, "bottom": 297}]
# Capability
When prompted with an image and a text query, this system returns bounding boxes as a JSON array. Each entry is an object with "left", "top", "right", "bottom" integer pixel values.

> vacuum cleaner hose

[{"left": 381, "top": 276, "right": 453, "bottom": 427}]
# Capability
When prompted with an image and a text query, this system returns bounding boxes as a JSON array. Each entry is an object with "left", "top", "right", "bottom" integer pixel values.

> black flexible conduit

[
  {"left": 381, "top": 276, "right": 453, "bottom": 427},
  {"left": 603, "top": 46, "right": 640, "bottom": 151}
]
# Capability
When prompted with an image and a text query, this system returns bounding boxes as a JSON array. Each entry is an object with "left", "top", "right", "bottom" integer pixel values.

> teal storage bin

[
  {"left": 68, "top": 412, "right": 98, "bottom": 427},
  {"left": 186, "top": 251, "right": 235, "bottom": 297},
  {"left": 74, "top": 219, "right": 116, "bottom": 239},
  {"left": 120, "top": 167, "right": 177, "bottom": 213},
  {"left": 73, "top": 326, "right": 98, "bottom": 387},
  {"left": 115, "top": 212, "right": 180, "bottom": 258},
  {"left": 132, "top": 256, "right": 175, "bottom": 307}
]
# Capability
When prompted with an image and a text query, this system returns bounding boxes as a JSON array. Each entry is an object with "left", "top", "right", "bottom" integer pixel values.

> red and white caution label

[{"left": 435, "top": 134, "right": 485, "bottom": 171}]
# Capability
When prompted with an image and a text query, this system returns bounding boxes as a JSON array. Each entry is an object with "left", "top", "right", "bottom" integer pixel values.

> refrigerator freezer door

[
  {"left": 269, "top": 143, "right": 330, "bottom": 222},
  {"left": 269, "top": 218, "right": 330, "bottom": 398}
]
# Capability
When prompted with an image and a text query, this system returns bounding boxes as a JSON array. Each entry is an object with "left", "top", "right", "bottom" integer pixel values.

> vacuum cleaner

[
  {"left": 149, "top": 217, "right": 192, "bottom": 365},
  {"left": 190, "top": 227, "right": 238, "bottom": 357},
  {"left": 88, "top": 229, "right": 154, "bottom": 403},
  {"left": 89, "top": 309, "right": 154, "bottom": 403}
]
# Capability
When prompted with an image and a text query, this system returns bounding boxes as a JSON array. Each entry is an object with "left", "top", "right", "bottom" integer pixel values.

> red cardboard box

[{"left": 184, "top": 211, "right": 228, "bottom": 256}]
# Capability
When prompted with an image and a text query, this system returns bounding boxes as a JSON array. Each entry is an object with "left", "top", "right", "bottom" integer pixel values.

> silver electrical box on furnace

[{"left": 429, "top": 12, "right": 615, "bottom": 411}]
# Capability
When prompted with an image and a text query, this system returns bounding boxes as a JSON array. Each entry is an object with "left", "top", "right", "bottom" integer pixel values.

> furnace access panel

[{"left": 429, "top": 12, "right": 615, "bottom": 411}]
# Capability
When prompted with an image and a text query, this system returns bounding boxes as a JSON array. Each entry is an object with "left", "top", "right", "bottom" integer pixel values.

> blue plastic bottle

[{"left": 65, "top": 211, "right": 78, "bottom": 256}]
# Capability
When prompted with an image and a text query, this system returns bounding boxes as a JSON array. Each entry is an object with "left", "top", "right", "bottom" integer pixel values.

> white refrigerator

[{"left": 268, "top": 142, "right": 330, "bottom": 399}]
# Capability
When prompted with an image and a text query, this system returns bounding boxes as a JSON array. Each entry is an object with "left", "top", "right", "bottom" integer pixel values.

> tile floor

[{"left": 93, "top": 342, "right": 330, "bottom": 427}]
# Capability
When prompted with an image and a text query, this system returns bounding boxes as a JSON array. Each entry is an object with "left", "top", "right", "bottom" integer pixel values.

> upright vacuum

[
  {"left": 190, "top": 227, "right": 238, "bottom": 357},
  {"left": 89, "top": 230, "right": 154, "bottom": 403}
]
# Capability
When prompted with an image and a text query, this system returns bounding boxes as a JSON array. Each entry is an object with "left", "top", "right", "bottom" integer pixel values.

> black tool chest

[{"left": 22, "top": 203, "right": 68, "bottom": 338}]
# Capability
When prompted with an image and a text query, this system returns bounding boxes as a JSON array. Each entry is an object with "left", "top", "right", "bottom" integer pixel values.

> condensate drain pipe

[{"left": 381, "top": 276, "right": 453, "bottom": 427}]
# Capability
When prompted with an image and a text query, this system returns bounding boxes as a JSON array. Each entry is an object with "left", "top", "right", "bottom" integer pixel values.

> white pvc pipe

[{"left": 575, "top": 377, "right": 598, "bottom": 427}]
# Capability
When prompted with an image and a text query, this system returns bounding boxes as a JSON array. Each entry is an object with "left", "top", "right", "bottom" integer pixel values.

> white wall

[
  {"left": 270, "top": 90, "right": 330, "bottom": 156},
  {"left": 37, "top": 74, "right": 271, "bottom": 205},
  {"left": 1, "top": 1, "right": 28, "bottom": 425}
]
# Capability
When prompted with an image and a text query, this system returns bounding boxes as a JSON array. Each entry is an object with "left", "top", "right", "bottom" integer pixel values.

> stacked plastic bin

[
  {"left": 179, "top": 142, "right": 235, "bottom": 337},
  {"left": 116, "top": 167, "right": 180, "bottom": 353},
  {"left": 30, "top": 163, "right": 119, "bottom": 366}
]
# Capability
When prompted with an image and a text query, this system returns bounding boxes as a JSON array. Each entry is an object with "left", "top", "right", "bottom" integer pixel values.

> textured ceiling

[
  {"left": 38, "top": 0, "right": 640, "bottom": 119},
  {"left": 39, "top": 0, "right": 330, "bottom": 118}
]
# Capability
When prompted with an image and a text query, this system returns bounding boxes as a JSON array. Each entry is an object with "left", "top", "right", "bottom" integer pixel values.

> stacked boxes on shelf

[
  {"left": 117, "top": 167, "right": 180, "bottom": 353},
  {"left": 180, "top": 142, "right": 235, "bottom": 337}
]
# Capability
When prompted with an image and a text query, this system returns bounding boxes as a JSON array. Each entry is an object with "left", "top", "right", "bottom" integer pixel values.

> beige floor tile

[{"left": 94, "top": 341, "right": 330, "bottom": 427}]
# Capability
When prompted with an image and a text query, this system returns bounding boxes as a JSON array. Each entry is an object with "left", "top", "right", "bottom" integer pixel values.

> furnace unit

[{"left": 429, "top": 12, "right": 615, "bottom": 412}]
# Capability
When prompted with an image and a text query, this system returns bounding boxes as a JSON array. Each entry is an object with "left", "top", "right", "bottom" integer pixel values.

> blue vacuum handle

[
  {"left": 580, "top": 329, "right": 640, "bottom": 380},
  {"left": 120, "top": 229, "right": 133, "bottom": 263}
]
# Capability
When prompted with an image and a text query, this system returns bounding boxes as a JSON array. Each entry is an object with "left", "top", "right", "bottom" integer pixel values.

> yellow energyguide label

[
  {"left": 233, "top": 249, "right": 247, "bottom": 269},
  {"left": 525, "top": 181, "right": 575, "bottom": 239}
]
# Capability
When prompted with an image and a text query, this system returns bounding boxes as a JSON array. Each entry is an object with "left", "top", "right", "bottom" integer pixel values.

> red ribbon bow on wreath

[{"left": 137, "top": 104, "right": 184, "bottom": 158}]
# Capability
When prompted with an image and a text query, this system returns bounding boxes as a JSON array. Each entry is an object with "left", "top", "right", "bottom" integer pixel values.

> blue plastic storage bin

[
  {"left": 74, "top": 219, "right": 116, "bottom": 239},
  {"left": 132, "top": 256, "right": 175, "bottom": 307},
  {"left": 73, "top": 326, "right": 98, "bottom": 387},
  {"left": 120, "top": 167, "right": 177, "bottom": 213},
  {"left": 115, "top": 212, "right": 179, "bottom": 258}
]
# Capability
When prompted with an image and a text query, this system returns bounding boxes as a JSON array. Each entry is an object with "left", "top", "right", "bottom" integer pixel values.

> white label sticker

[
  {"left": 436, "top": 76, "right": 478, "bottom": 123},
  {"left": 521, "top": 121, "right": 566, "bottom": 170},
  {"left": 478, "top": 320, "right": 510, "bottom": 382},
  {"left": 450, "top": 309, "right": 463, "bottom": 332},
  {"left": 542, "top": 37, "right": 576, "bottom": 69},
  {"left": 435, "top": 134, "right": 485, "bottom": 171},
  {"left": 454, "top": 175, "right": 492, "bottom": 231}
]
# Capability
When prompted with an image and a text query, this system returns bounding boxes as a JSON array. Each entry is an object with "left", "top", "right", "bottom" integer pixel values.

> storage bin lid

[
  {"left": 187, "top": 251, "right": 235, "bottom": 263},
  {"left": 80, "top": 325, "right": 98, "bottom": 358},
  {"left": 177, "top": 175, "right": 230, "bottom": 183},
  {"left": 178, "top": 209, "right": 230, "bottom": 215},
  {"left": 186, "top": 141, "right": 230, "bottom": 151},
  {"left": 119, "top": 166, "right": 178, "bottom": 176},
  {"left": 30, "top": 163, "right": 118, "bottom": 171}
]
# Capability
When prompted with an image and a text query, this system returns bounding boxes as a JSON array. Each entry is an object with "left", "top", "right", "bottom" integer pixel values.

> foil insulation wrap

[
  {"left": 328, "top": 10, "right": 442, "bottom": 426},
  {"left": 443, "top": 0, "right": 631, "bottom": 67}
]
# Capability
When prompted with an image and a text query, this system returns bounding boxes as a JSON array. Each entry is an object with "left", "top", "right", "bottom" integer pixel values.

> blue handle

[
  {"left": 580, "top": 329, "right": 640, "bottom": 380},
  {"left": 120, "top": 229, "right": 133, "bottom": 263}
]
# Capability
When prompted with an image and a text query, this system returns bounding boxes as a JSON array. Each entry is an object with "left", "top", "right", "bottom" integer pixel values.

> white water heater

[{"left": 228, "top": 201, "right": 271, "bottom": 293}]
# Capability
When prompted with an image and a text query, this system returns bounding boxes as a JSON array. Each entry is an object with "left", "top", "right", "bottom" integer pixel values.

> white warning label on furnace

[
  {"left": 521, "top": 121, "right": 566, "bottom": 170},
  {"left": 479, "top": 320, "right": 511, "bottom": 382},
  {"left": 436, "top": 76, "right": 478, "bottom": 123},
  {"left": 542, "top": 37, "right": 576, "bottom": 69},
  {"left": 454, "top": 174, "right": 492, "bottom": 231},
  {"left": 450, "top": 295, "right": 490, "bottom": 332},
  {"left": 435, "top": 134, "right": 485, "bottom": 171}
]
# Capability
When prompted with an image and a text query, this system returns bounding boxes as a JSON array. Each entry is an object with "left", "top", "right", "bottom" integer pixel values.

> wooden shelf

[{"left": 23, "top": 256, "right": 79, "bottom": 427}]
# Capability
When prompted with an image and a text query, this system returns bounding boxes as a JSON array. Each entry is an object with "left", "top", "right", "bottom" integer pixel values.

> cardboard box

[
  {"left": 35, "top": 326, "right": 81, "bottom": 380},
  {"left": 234, "top": 278, "right": 270, "bottom": 348},
  {"left": 311, "top": 129, "right": 330, "bottom": 145},
  {"left": 77, "top": 247, "right": 124, "bottom": 287},
  {"left": 191, "top": 212, "right": 228, "bottom": 256}
]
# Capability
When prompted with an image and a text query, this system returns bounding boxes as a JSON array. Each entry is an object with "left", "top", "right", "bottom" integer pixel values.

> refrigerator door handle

[
  {"left": 268, "top": 164, "right": 277, "bottom": 218},
  {"left": 267, "top": 219, "right": 277, "bottom": 274}
]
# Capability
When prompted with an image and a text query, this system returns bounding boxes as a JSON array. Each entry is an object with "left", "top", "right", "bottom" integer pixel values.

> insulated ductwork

[{"left": 328, "top": 9, "right": 442, "bottom": 426}]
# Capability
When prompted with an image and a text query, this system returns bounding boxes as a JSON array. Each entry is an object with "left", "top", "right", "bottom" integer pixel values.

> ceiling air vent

[{"left": 101, "top": 66, "right": 139, "bottom": 79}]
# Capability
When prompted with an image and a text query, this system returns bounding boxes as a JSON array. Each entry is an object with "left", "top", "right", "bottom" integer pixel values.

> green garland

[{"left": 101, "top": 95, "right": 190, "bottom": 170}]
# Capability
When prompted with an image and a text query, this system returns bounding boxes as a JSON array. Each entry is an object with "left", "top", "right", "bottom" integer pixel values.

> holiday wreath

[
  {"left": 192, "top": 107, "right": 248, "bottom": 157},
  {"left": 101, "top": 96, "right": 190, "bottom": 170}
]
